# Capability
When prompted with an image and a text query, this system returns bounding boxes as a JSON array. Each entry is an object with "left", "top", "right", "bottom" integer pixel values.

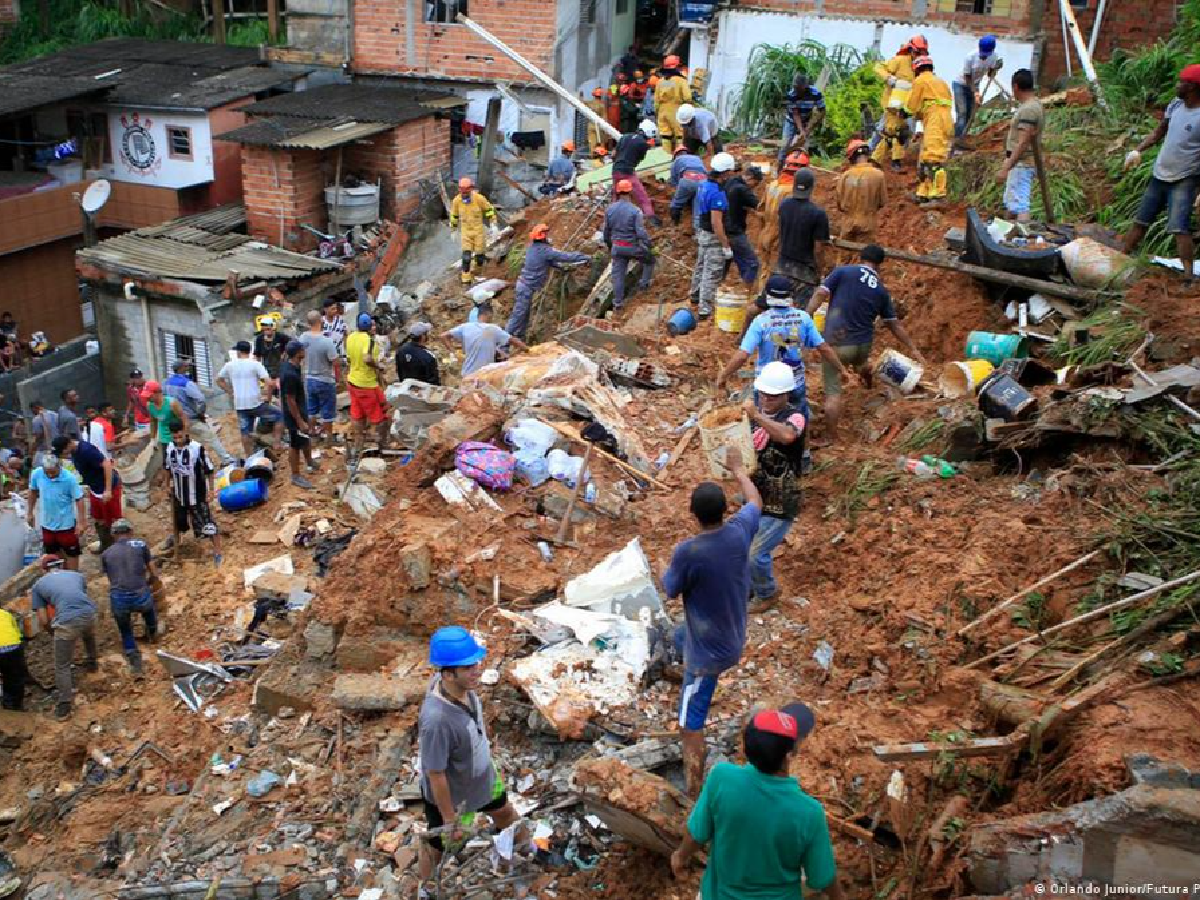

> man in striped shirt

[
  {"left": 164, "top": 421, "right": 223, "bottom": 567},
  {"left": 322, "top": 299, "right": 349, "bottom": 359}
]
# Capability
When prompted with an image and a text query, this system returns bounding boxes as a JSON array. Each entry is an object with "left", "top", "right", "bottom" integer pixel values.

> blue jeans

[
  {"left": 750, "top": 515, "right": 793, "bottom": 600},
  {"left": 953, "top": 81, "right": 974, "bottom": 139},
  {"left": 110, "top": 588, "right": 156, "bottom": 658},
  {"left": 237, "top": 402, "right": 282, "bottom": 435},
  {"left": 724, "top": 233, "right": 760, "bottom": 285},
  {"left": 1135, "top": 175, "right": 1200, "bottom": 235},
  {"left": 1003, "top": 166, "right": 1035, "bottom": 217},
  {"left": 867, "top": 113, "right": 886, "bottom": 152},
  {"left": 670, "top": 178, "right": 703, "bottom": 223},
  {"left": 306, "top": 379, "right": 337, "bottom": 424}
]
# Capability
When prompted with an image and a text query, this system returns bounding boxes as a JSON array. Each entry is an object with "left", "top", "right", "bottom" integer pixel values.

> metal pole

[
  {"left": 1058, "top": 0, "right": 1108, "bottom": 109},
  {"left": 477, "top": 96, "right": 502, "bottom": 198},
  {"left": 455, "top": 13, "right": 621, "bottom": 142},
  {"left": 1088, "top": 0, "right": 1109, "bottom": 56}
]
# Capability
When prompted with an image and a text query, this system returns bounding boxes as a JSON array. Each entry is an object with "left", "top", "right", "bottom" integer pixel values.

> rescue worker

[
  {"left": 655, "top": 55, "right": 693, "bottom": 155},
  {"left": 630, "top": 70, "right": 648, "bottom": 105},
  {"left": 642, "top": 74, "right": 658, "bottom": 122},
  {"left": 584, "top": 88, "right": 609, "bottom": 151},
  {"left": 906, "top": 56, "right": 954, "bottom": 203},
  {"left": 506, "top": 224, "right": 591, "bottom": 339},
  {"left": 690, "top": 152, "right": 738, "bottom": 319},
  {"left": 604, "top": 181, "right": 656, "bottom": 312},
  {"left": 541, "top": 141, "right": 577, "bottom": 196},
  {"left": 757, "top": 151, "right": 809, "bottom": 291},
  {"left": 606, "top": 76, "right": 625, "bottom": 131},
  {"left": 777, "top": 72, "right": 826, "bottom": 172},
  {"left": 836, "top": 140, "right": 888, "bottom": 244},
  {"left": 612, "top": 119, "right": 660, "bottom": 224},
  {"left": 677, "top": 103, "right": 722, "bottom": 158},
  {"left": 449, "top": 177, "right": 497, "bottom": 286},
  {"left": 669, "top": 145, "right": 709, "bottom": 226},
  {"left": 591, "top": 144, "right": 610, "bottom": 170},
  {"left": 872, "top": 36, "right": 926, "bottom": 170},
  {"left": 619, "top": 83, "right": 640, "bottom": 134}
]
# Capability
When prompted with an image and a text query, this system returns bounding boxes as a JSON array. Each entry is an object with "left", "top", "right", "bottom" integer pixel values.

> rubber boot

[{"left": 95, "top": 522, "right": 113, "bottom": 552}]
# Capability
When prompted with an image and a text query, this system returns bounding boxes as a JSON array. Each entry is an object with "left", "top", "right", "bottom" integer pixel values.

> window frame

[{"left": 166, "top": 125, "right": 193, "bottom": 162}]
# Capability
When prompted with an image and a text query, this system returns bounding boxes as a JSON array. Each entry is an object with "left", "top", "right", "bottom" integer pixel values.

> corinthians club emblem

[{"left": 119, "top": 113, "right": 157, "bottom": 171}]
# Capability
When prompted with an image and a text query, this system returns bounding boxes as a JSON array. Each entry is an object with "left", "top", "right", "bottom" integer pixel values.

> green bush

[{"left": 818, "top": 63, "right": 884, "bottom": 151}]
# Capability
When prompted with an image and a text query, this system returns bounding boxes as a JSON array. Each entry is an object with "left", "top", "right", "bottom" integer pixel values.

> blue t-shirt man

[
  {"left": 740, "top": 307, "right": 825, "bottom": 397},
  {"left": 663, "top": 503, "right": 761, "bottom": 677},
  {"left": 820, "top": 263, "right": 896, "bottom": 347},
  {"left": 695, "top": 178, "right": 729, "bottom": 234},
  {"left": 29, "top": 465, "right": 83, "bottom": 532}
]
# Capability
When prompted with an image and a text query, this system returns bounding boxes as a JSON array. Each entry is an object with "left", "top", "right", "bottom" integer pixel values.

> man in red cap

[
  {"left": 1121, "top": 63, "right": 1200, "bottom": 281},
  {"left": 604, "top": 180, "right": 656, "bottom": 310},
  {"left": 671, "top": 701, "right": 843, "bottom": 900}
]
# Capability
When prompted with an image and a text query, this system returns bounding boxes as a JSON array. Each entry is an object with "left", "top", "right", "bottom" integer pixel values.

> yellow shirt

[
  {"left": 346, "top": 330, "right": 381, "bottom": 389},
  {"left": 0, "top": 609, "right": 21, "bottom": 649}
]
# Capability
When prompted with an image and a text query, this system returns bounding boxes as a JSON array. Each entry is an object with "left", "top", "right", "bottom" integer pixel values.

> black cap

[
  {"left": 285, "top": 340, "right": 305, "bottom": 357},
  {"left": 51, "top": 436, "right": 71, "bottom": 455},
  {"left": 793, "top": 169, "right": 815, "bottom": 198},
  {"left": 234, "top": 340, "right": 252, "bottom": 353},
  {"left": 129, "top": 368, "right": 143, "bottom": 378}
]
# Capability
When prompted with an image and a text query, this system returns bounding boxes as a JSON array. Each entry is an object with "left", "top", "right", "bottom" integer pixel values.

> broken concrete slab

[
  {"left": 356, "top": 457, "right": 388, "bottom": 476},
  {"left": 242, "top": 555, "right": 294, "bottom": 590},
  {"left": 252, "top": 571, "right": 310, "bottom": 602},
  {"left": 331, "top": 674, "right": 426, "bottom": 711},
  {"left": 571, "top": 757, "right": 688, "bottom": 855},
  {"left": 563, "top": 537, "right": 663, "bottom": 620},
  {"left": 968, "top": 784, "right": 1200, "bottom": 892},
  {"left": 302, "top": 620, "right": 341, "bottom": 660}
]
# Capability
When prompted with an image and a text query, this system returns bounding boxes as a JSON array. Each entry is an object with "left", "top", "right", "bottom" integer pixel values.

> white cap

[
  {"left": 754, "top": 361, "right": 796, "bottom": 395},
  {"left": 638, "top": 119, "right": 658, "bottom": 139},
  {"left": 711, "top": 152, "right": 736, "bottom": 173},
  {"left": 676, "top": 103, "right": 696, "bottom": 125}
]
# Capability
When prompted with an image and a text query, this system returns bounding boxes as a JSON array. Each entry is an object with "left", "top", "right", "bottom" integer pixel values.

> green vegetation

[
  {"left": 729, "top": 42, "right": 875, "bottom": 150},
  {"left": 1048, "top": 306, "right": 1147, "bottom": 367},
  {"left": 0, "top": 0, "right": 279, "bottom": 65},
  {"left": 828, "top": 461, "right": 899, "bottom": 526}
]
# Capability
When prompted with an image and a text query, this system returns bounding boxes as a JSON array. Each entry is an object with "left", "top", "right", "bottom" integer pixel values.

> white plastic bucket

[
  {"left": 699, "top": 408, "right": 756, "bottom": 479},
  {"left": 875, "top": 349, "right": 923, "bottom": 394}
]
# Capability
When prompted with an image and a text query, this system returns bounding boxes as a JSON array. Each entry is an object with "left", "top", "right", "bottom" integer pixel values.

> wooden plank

[
  {"left": 543, "top": 418, "right": 666, "bottom": 489},
  {"left": 665, "top": 401, "right": 713, "bottom": 470},
  {"left": 831, "top": 239, "right": 1115, "bottom": 305},
  {"left": 957, "top": 550, "right": 1100, "bottom": 636},
  {"left": 872, "top": 735, "right": 1018, "bottom": 762},
  {"left": 265, "top": 47, "right": 346, "bottom": 67}
]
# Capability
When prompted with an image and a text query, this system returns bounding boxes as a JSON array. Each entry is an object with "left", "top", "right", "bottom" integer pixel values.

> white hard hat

[
  {"left": 711, "top": 152, "right": 736, "bottom": 173},
  {"left": 676, "top": 103, "right": 696, "bottom": 125},
  {"left": 754, "top": 361, "right": 796, "bottom": 395},
  {"left": 638, "top": 119, "right": 658, "bottom": 139}
]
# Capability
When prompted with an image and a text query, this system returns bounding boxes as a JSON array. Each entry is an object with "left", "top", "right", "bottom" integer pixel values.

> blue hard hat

[
  {"left": 979, "top": 35, "right": 997, "bottom": 55},
  {"left": 429, "top": 626, "right": 487, "bottom": 668},
  {"left": 357, "top": 312, "right": 374, "bottom": 329}
]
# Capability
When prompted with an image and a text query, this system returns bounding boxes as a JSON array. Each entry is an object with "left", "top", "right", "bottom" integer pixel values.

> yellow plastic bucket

[
  {"left": 939, "top": 360, "right": 994, "bottom": 398},
  {"left": 214, "top": 464, "right": 246, "bottom": 493},
  {"left": 714, "top": 294, "right": 747, "bottom": 334}
]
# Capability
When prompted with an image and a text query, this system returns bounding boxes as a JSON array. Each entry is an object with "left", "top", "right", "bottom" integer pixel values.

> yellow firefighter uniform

[
  {"left": 906, "top": 71, "right": 954, "bottom": 200},
  {"left": 655, "top": 75, "right": 692, "bottom": 153},
  {"left": 755, "top": 171, "right": 797, "bottom": 291},
  {"left": 585, "top": 99, "right": 609, "bottom": 150},
  {"left": 836, "top": 161, "right": 888, "bottom": 243},
  {"left": 872, "top": 53, "right": 916, "bottom": 166},
  {"left": 449, "top": 190, "right": 496, "bottom": 282}
]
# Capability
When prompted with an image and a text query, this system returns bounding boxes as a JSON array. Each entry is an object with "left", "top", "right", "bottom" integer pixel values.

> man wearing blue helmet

[
  {"left": 953, "top": 35, "right": 1003, "bottom": 144},
  {"left": 418, "top": 626, "right": 518, "bottom": 899}
]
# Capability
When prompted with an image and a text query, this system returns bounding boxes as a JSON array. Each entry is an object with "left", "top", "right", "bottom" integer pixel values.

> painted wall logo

[{"left": 118, "top": 113, "right": 160, "bottom": 176}]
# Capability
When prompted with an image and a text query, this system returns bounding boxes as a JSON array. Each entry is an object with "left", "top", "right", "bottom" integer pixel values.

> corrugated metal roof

[
  {"left": 239, "top": 83, "right": 462, "bottom": 124},
  {"left": 217, "top": 116, "right": 394, "bottom": 149},
  {"left": 78, "top": 204, "right": 339, "bottom": 283}
]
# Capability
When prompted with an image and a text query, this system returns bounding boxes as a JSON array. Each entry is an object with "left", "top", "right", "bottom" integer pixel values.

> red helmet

[
  {"left": 845, "top": 139, "right": 869, "bottom": 161},
  {"left": 620, "top": 84, "right": 632, "bottom": 96},
  {"left": 615, "top": 179, "right": 633, "bottom": 194},
  {"left": 530, "top": 223, "right": 550, "bottom": 240},
  {"left": 784, "top": 150, "right": 810, "bottom": 171},
  {"left": 913, "top": 55, "right": 934, "bottom": 73},
  {"left": 664, "top": 54, "right": 681, "bottom": 69},
  {"left": 591, "top": 87, "right": 604, "bottom": 99},
  {"left": 907, "top": 34, "right": 929, "bottom": 53}
]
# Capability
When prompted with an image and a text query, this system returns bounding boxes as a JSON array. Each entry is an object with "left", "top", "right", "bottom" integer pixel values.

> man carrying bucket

[{"left": 806, "top": 246, "right": 924, "bottom": 445}]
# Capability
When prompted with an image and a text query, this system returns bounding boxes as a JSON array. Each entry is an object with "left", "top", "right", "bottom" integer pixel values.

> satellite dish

[{"left": 81, "top": 179, "right": 111, "bottom": 215}]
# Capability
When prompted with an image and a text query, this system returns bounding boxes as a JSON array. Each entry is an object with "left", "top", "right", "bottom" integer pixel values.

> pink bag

[{"left": 455, "top": 441, "right": 516, "bottom": 491}]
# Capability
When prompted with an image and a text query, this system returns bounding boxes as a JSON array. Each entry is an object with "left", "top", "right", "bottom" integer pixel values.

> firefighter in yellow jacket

[
  {"left": 905, "top": 56, "right": 954, "bottom": 202},
  {"left": 655, "top": 54, "right": 692, "bottom": 154},
  {"left": 449, "top": 177, "right": 497, "bottom": 285},
  {"left": 872, "top": 35, "right": 926, "bottom": 170}
]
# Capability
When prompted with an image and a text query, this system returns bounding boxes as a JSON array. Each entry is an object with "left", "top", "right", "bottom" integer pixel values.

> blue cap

[
  {"left": 429, "top": 626, "right": 487, "bottom": 668},
  {"left": 979, "top": 35, "right": 997, "bottom": 55},
  {"left": 357, "top": 312, "right": 374, "bottom": 329}
]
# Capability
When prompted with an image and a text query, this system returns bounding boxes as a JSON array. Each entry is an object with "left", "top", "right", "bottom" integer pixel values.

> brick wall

[
  {"left": 1039, "top": 0, "right": 1178, "bottom": 87},
  {"left": 344, "top": 116, "right": 451, "bottom": 220},
  {"left": 242, "top": 145, "right": 328, "bottom": 252},
  {"left": 0, "top": 0, "right": 19, "bottom": 25},
  {"left": 353, "top": 0, "right": 556, "bottom": 83}
]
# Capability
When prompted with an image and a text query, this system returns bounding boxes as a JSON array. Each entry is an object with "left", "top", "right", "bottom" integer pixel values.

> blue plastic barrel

[
  {"left": 667, "top": 307, "right": 697, "bottom": 337},
  {"left": 965, "top": 331, "right": 1029, "bottom": 366},
  {"left": 218, "top": 478, "right": 269, "bottom": 512}
]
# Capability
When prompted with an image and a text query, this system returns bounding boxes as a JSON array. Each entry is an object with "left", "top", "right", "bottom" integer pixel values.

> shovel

[{"left": 536, "top": 444, "right": 594, "bottom": 549}]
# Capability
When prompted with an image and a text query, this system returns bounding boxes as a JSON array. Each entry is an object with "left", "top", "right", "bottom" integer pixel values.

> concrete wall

[
  {"left": 108, "top": 110, "right": 216, "bottom": 190},
  {"left": 287, "top": 0, "right": 350, "bottom": 56},
  {"left": 14, "top": 336, "right": 105, "bottom": 415},
  {"left": 691, "top": 10, "right": 1036, "bottom": 123}
]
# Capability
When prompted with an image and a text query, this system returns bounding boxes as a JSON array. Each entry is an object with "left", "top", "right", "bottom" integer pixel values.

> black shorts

[
  {"left": 423, "top": 793, "right": 508, "bottom": 851},
  {"left": 285, "top": 420, "right": 310, "bottom": 450},
  {"left": 172, "top": 497, "right": 217, "bottom": 538}
]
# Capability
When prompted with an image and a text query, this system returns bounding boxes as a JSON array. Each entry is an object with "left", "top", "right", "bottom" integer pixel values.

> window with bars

[
  {"left": 937, "top": 0, "right": 1012, "bottom": 13},
  {"left": 581, "top": 0, "right": 596, "bottom": 25},
  {"left": 425, "top": 0, "right": 467, "bottom": 22},
  {"left": 161, "top": 331, "right": 213, "bottom": 389},
  {"left": 167, "top": 126, "right": 193, "bottom": 161}
]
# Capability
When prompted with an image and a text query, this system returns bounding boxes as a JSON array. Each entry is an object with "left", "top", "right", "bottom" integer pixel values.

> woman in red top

[{"left": 125, "top": 369, "right": 151, "bottom": 432}]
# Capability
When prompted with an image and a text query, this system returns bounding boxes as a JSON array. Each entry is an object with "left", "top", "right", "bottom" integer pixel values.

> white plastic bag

[{"left": 547, "top": 448, "right": 583, "bottom": 487}]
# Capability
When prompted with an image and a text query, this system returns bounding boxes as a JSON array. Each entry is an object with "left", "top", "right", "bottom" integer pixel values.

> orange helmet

[
  {"left": 458, "top": 177, "right": 473, "bottom": 190},
  {"left": 907, "top": 34, "right": 929, "bottom": 53},
  {"left": 649, "top": 74, "right": 660, "bottom": 88},
  {"left": 562, "top": 140, "right": 576, "bottom": 153},
  {"left": 593, "top": 144, "right": 608, "bottom": 157},
  {"left": 784, "top": 150, "right": 810, "bottom": 171},
  {"left": 615, "top": 179, "right": 633, "bottom": 194},
  {"left": 845, "top": 139, "right": 869, "bottom": 161},
  {"left": 913, "top": 55, "right": 934, "bottom": 73},
  {"left": 634, "top": 70, "right": 645, "bottom": 79},
  {"left": 530, "top": 223, "right": 550, "bottom": 240},
  {"left": 664, "top": 54, "right": 681, "bottom": 69},
  {"left": 592, "top": 87, "right": 604, "bottom": 98}
]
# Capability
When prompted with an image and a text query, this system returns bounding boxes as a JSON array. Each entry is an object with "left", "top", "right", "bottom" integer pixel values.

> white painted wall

[
  {"left": 106, "top": 109, "right": 215, "bottom": 188},
  {"left": 691, "top": 11, "right": 1035, "bottom": 125}
]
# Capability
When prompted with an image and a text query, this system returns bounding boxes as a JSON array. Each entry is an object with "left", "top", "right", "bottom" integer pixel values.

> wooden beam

[
  {"left": 1031, "top": 135, "right": 1055, "bottom": 225},
  {"left": 957, "top": 550, "right": 1100, "bottom": 637},
  {"left": 831, "top": 239, "right": 1115, "bottom": 305},
  {"left": 266, "top": 47, "right": 345, "bottom": 67},
  {"left": 477, "top": 96, "right": 502, "bottom": 199},
  {"left": 872, "top": 735, "right": 1019, "bottom": 762},
  {"left": 542, "top": 418, "right": 667, "bottom": 489},
  {"left": 267, "top": 0, "right": 279, "bottom": 43},
  {"left": 212, "top": 0, "right": 226, "bottom": 45}
]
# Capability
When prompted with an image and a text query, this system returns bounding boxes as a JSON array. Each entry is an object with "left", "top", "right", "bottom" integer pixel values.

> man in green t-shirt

[{"left": 671, "top": 702, "right": 843, "bottom": 900}]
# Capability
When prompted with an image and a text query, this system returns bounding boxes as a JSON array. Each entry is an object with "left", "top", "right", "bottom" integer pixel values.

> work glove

[
  {"left": 1123, "top": 150, "right": 1142, "bottom": 172},
  {"left": 721, "top": 246, "right": 734, "bottom": 260}
]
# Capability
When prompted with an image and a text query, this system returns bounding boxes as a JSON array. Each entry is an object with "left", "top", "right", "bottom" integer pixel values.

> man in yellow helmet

[
  {"left": 655, "top": 55, "right": 692, "bottom": 155},
  {"left": 906, "top": 56, "right": 954, "bottom": 203},
  {"left": 872, "top": 36, "right": 926, "bottom": 170},
  {"left": 449, "top": 177, "right": 497, "bottom": 286}
]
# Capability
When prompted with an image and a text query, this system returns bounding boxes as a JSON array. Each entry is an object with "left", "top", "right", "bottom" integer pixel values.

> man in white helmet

[
  {"left": 689, "top": 152, "right": 737, "bottom": 318},
  {"left": 744, "top": 360, "right": 807, "bottom": 612},
  {"left": 611, "top": 119, "right": 661, "bottom": 225},
  {"left": 677, "top": 103, "right": 722, "bottom": 159}
]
